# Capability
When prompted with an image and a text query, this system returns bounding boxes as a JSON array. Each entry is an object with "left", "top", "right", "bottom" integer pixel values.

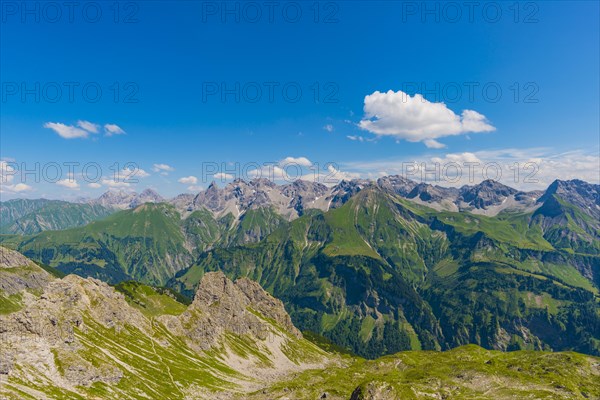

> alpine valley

[{"left": 1, "top": 176, "right": 599, "bottom": 399}]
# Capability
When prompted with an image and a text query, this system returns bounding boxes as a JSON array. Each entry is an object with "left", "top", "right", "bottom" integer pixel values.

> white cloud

[
  {"left": 324, "top": 164, "right": 362, "bottom": 182},
  {"left": 424, "top": 139, "right": 446, "bottom": 149},
  {"left": 88, "top": 182, "right": 102, "bottom": 189},
  {"left": 153, "top": 163, "right": 175, "bottom": 172},
  {"left": 347, "top": 135, "right": 376, "bottom": 143},
  {"left": 295, "top": 164, "right": 363, "bottom": 186},
  {"left": 358, "top": 90, "right": 495, "bottom": 146},
  {"left": 430, "top": 152, "right": 483, "bottom": 165},
  {"left": 101, "top": 178, "right": 131, "bottom": 188},
  {"left": 178, "top": 176, "right": 198, "bottom": 185},
  {"left": 11, "top": 183, "right": 33, "bottom": 192},
  {"left": 104, "top": 124, "right": 126, "bottom": 136},
  {"left": 77, "top": 120, "right": 100, "bottom": 133},
  {"left": 341, "top": 147, "right": 600, "bottom": 190},
  {"left": 113, "top": 166, "right": 150, "bottom": 180},
  {"left": 153, "top": 164, "right": 175, "bottom": 175},
  {"left": 0, "top": 161, "right": 33, "bottom": 194},
  {"left": 187, "top": 185, "right": 203, "bottom": 192},
  {"left": 0, "top": 182, "right": 33, "bottom": 194},
  {"left": 214, "top": 172, "right": 234, "bottom": 180},
  {"left": 323, "top": 124, "right": 334, "bottom": 133},
  {"left": 56, "top": 179, "right": 80, "bottom": 190},
  {"left": 45, "top": 121, "right": 125, "bottom": 139},
  {"left": 0, "top": 160, "right": 16, "bottom": 184},
  {"left": 100, "top": 166, "right": 149, "bottom": 188},
  {"left": 129, "top": 167, "right": 150, "bottom": 178},
  {"left": 44, "top": 122, "right": 90, "bottom": 139},
  {"left": 248, "top": 166, "right": 287, "bottom": 181},
  {"left": 279, "top": 157, "right": 313, "bottom": 167}
]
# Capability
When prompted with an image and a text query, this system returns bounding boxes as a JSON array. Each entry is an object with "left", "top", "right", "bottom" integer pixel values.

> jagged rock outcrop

[
  {"left": 350, "top": 381, "right": 396, "bottom": 400},
  {"left": 128, "top": 188, "right": 164, "bottom": 208},
  {"left": 0, "top": 246, "right": 52, "bottom": 295},
  {"left": 538, "top": 179, "right": 600, "bottom": 218},
  {"left": 91, "top": 188, "right": 163, "bottom": 210},
  {"left": 1, "top": 246, "right": 36, "bottom": 269},
  {"left": 167, "top": 272, "right": 301, "bottom": 351},
  {"left": 329, "top": 179, "right": 372, "bottom": 209},
  {"left": 459, "top": 179, "right": 518, "bottom": 209},
  {"left": 92, "top": 189, "right": 137, "bottom": 209},
  {"left": 377, "top": 175, "right": 418, "bottom": 197},
  {"left": 0, "top": 251, "right": 329, "bottom": 398},
  {"left": 408, "top": 183, "right": 458, "bottom": 203}
]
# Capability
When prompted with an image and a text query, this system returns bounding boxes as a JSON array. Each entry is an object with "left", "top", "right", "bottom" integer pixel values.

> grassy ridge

[
  {"left": 245, "top": 345, "right": 600, "bottom": 399},
  {"left": 5, "top": 203, "right": 287, "bottom": 286}
]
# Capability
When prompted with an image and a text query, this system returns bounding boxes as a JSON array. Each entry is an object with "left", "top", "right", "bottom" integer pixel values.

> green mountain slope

[
  {"left": 170, "top": 187, "right": 600, "bottom": 358},
  {"left": 0, "top": 199, "right": 115, "bottom": 234},
  {"left": 245, "top": 345, "right": 600, "bottom": 400},
  {"left": 5, "top": 203, "right": 287, "bottom": 286}
]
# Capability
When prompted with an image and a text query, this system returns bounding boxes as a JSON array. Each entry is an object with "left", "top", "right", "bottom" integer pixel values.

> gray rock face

[
  {"left": 0, "top": 246, "right": 52, "bottom": 295},
  {"left": 459, "top": 179, "right": 518, "bottom": 209},
  {"left": 539, "top": 179, "right": 600, "bottom": 218},
  {"left": 178, "top": 272, "right": 301, "bottom": 350},
  {"left": 129, "top": 188, "right": 164, "bottom": 208},
  {"left": 0, "top": 274, "right": 150, "bottom": 388},
  {"left": 407, "top": 183, "right": 458, "bottom": 203},
  {"left": 193, "top": 181, "right": 224, "bottom": 211},
  {"left": 281, "top": 180, "right": 329, "bottom": 215},
  {"left": 329, "top": 179, "right": 372, "bottom": 209},
  {"left": 1, "top": 246, "right": 35, "bottom": 269},
  {"left": 92, "top": 189, "right": 137, "bottom": 209},
  {"left": 350, "top": 381, "right": 396, "bottom": 400},
  {"left": 189, "top": 179, "right": 331, "bottom": 219},
  {"left": 168, "top": 193, "right": 196, "bottom": 211},
  {"left": 92, "top": 188, "right": 164, "bottom": 210},
  {"left": 377, "top": 175, "right": 418, "bottom": 197}
]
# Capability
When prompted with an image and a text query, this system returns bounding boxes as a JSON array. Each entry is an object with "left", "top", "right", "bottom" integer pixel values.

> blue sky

[{"left": 1, "top": 1, "right": 599, "bottom": 199}]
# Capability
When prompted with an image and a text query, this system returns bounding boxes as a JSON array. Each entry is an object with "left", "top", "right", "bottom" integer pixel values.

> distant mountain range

[
  {"left": 3, "top": 177, "right": 597, "bottom": 235},
  {"left": 0, "top": 199, "right": 115, "bottom": 235},
  {"left": 1, "top": 177, "right": 598, "bottom": 359}
]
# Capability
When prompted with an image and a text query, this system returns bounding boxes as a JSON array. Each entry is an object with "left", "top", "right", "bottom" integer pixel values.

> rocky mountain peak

[
  {"left": 1, "top": 246, "right": 55, "bottom": 296},
  {"left": 251, "top": 177, "right": 278, "bottom": 189},
  {"left": 541, "top": 179, "right": 600, "bottom": 204},
  {"left": 459, "top": 179, "right": 518, "bottom": 209},
  {"left": 129, "top": 188, "right": 164, "bottom": 208},
  {"left": 94, "top": 189, "right": 137, "bottom": 209},
  {"left": 377, "top": 175, "right": 418, "bottom": 196},
  {"left": 1, "top": 246, "right": 35, "bottom": 269},
  {"left": 190, "top": 271, "right": 301, "bottom": 340},
  {"left": 537, "top": 179, "right": 600, "bottom": 219},
  {"left": 329, "top": 179, "right": 373, "bottom": 208},
  {"left": 407, "top": 183, "right": 456, "bottom": 203},
  {"left": 281, "top": 179, "right": 328, "bottom": 196}
]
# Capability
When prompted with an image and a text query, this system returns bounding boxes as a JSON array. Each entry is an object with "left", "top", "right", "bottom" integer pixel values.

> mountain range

[
  {"left": 1, "top": 246, "right": 599, "bottom": 399},
  {"left": 1, "top": 176, "right": 598, "bottom": 360},
  {"left": 6, "top": 176, "right": 594, "bottom": 235}
]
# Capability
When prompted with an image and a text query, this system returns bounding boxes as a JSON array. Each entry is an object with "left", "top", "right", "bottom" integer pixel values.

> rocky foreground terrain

[
  {"left": 1, "top": 247, "right": 600, "bottom": 399},
  {"left": 0, "top": 246, "right": 330, "bottom": 399}
]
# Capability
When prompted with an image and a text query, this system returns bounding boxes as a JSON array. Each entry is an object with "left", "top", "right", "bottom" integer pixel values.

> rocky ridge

[{"left": 0, "top": 249, "right": 329, "bottom": 399}]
